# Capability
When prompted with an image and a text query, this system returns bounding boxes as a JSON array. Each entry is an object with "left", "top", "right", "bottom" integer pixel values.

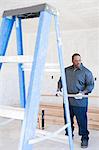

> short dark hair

[{"left": 72, "top": 53, "right": 81, "bottom": 61}]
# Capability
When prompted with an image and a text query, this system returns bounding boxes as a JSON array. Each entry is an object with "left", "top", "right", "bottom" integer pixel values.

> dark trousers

[{"left": 63, "top": 103, "right": 89, "bottom": 141}]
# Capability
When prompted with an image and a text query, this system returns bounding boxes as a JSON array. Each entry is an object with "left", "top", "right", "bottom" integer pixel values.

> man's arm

[
  {"left": 75, "top": 70, "right": 94, "bottom": 99},
  {"left": 57, "top": 77, "right": 62, "bottom": 92},
  {"left": 83, "top": 71, "right": 94, "bottom": 94},
  {"left": 56, "top": 77, "right": 63, "bottom": 96}
]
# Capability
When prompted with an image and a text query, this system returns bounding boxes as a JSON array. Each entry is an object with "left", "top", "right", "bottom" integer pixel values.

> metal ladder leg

[
  {"left": 15, "top": 17, "right": 26, "bottom": 108},
  {"left": 0, "top": 17, "right": 14, "bottom": 69},
  {"left": 19, "top": 11, "right": 52, "bottom": 150},
  {"left": 54, "top": 15, "right": 74, "bottom": 150}
]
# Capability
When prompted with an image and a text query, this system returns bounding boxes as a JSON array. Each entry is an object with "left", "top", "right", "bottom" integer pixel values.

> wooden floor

[{"left": 39, "top": 102, "right": 99, "bottom": 130}]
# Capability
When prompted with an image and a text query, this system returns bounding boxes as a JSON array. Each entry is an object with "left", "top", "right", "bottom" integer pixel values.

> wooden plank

[{"left": 39, "top": 102, "right": 99, "bottom": 130}]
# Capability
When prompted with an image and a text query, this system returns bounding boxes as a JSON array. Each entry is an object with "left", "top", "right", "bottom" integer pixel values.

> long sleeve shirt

[{"left": 58, "top": 63, "right": 94, "bottom": 107}]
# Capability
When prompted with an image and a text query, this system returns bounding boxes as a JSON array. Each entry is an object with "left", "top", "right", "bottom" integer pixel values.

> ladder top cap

[{"left": 3, "top": 3, "right": 58, "bottom": 19}]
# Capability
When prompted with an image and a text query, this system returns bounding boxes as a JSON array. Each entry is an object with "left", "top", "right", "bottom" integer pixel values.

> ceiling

[{"left": 0, "top": 0, "right": 99, "bottom": 31}]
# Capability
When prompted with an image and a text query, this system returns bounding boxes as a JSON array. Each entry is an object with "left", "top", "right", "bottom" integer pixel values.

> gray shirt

[{"left": 59, "top": 63, "right": 94, "bottom": 107}]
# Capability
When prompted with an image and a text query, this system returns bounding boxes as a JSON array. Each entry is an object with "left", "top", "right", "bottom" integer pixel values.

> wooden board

[{"left": 39, "top": 102, "right": 99, "bottom": 130}]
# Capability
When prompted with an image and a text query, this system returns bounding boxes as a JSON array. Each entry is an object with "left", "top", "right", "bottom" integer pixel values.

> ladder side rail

[
  {"left": 19, "top": 11, "right": 52, "bottom": 150},
  {"left": 0, "top": 17, "right": 14, "bottom": 69},
  {"left": 54, "top": 15, "right": 74, "bottom": 150},
  {"left": 16, "top": 17, "right": 26, "bottom": 108}
]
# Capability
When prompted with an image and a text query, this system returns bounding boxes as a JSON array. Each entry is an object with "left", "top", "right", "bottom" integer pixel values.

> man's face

[{"left": 72, "top": 55, "right": 81, "bottom": 68}]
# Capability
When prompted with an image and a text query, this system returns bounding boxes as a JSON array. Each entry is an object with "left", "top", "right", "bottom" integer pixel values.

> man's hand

[
  {"left": 56, "top": 91, "right": 63, "bottom": 96},
  {"left": 74, "top": 92, "right": 84, "bottom": 99},
  {"left": 56, "top": 91, "right": 60, "bottom": 96}
]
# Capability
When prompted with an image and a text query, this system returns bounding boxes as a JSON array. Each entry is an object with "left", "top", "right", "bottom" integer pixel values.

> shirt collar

[
  {"left": 79, "top": 63, "right": 83, "bottom": 70},
  {"left": 72, "top": 63, "right": 83, "bottom": 71}
]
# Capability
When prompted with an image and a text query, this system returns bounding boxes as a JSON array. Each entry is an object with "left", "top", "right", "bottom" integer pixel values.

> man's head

[{"left": 72, "top": 53, "right": 81, "bottom": 68}]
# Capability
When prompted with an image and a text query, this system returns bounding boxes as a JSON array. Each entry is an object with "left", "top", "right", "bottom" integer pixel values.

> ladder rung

[
  {"left": 0, "top": 105, "right": 24, "bottom": 120},
  {"left": 29, "top": 124, "right": 69, "bottom": 144}
]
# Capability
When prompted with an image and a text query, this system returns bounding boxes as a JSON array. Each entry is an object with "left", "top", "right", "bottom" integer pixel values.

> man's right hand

[
  {"left": 56, "top": 91, "right": 60, "bottom": 96},
  {"left": 56, "top": 91, "right": 63, "bottom": 96}
]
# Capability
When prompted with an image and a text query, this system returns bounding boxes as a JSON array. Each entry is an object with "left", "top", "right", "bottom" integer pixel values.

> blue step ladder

[{"left": 0, "top": 3, "right": 74, "bottom": 150}]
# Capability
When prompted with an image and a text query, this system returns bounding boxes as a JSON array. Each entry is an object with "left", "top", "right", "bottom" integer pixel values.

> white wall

[
  {"left": 61, "top": 28, "right": 99, "bottom": 107},
  {"left": 0, "top": 19, "right": 99, "bottom": 107}
]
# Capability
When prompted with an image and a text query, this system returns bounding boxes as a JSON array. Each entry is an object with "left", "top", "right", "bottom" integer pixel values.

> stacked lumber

[{"left": 39, "top": 102, "right": 99, "bottom": 130}]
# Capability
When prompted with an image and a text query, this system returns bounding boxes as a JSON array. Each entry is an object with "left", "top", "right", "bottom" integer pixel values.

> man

[{"left": 56, "top": 53, "right": 94, "bottom": 148}]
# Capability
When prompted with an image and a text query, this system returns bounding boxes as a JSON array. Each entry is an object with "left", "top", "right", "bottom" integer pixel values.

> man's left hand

[{"left": 74, "top": 92, "right": 84, "bottom": 99}]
